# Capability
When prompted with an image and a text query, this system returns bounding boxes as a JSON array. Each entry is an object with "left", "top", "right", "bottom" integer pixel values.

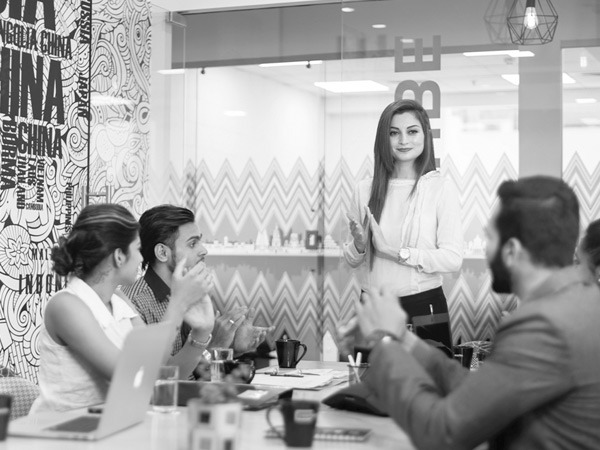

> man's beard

[{"left": 490, "top": 246, "right": 512, "bottom": 294}]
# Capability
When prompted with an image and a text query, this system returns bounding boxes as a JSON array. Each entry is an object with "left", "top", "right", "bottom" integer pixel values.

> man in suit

[{"left": 355, "top": 176, "right": 600, "bottom": 449}]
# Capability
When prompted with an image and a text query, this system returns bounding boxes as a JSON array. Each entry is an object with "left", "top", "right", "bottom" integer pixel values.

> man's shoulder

[
  {"left": 545, "top": 282, "right": 600, "bottom": 328},
  {"left": 501, "top": 281, "right": 600, "bottom": 341},
  {"left": 122, "top": 276, "right": 155, "bottom": 305}
]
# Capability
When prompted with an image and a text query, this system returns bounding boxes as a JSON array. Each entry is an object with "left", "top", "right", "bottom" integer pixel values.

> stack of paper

[{"left": 252, "top": 369, "right": 335, "bottom": 390}]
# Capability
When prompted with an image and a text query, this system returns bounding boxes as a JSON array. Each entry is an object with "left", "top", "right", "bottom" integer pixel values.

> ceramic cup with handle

[
  {"left": 275, "top": 339, "right": 307, "bottom": 369},
  {"left": 266, "top": 399, "right": 319, "bottom": 447}
]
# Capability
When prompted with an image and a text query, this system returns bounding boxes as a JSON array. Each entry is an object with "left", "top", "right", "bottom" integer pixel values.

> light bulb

[{"left": 523, "top": 6, "right": 539, "bottom": 30}]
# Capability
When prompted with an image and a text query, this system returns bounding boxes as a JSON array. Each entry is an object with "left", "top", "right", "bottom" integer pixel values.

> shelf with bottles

[
  {"left": 204, "top": 230, "right": 486, "bottom": 259},
  {"left": 205, "top": 244, "right": 485, "bottom": 259},
  {"left": 205, "top": 245, "right": 341, "bottom": 257},
  {"left": 205, "top": 227, "right": 340, "bottom": 257}
]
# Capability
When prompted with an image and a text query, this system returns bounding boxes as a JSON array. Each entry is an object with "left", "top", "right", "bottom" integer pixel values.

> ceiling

[
  {"left": 199, "top": 48, "right": 600, "bottom": 127},
  {"left": 151, "top": 0, "right": 329, "bottom": 13},
  {"left": 154, "top": 0, "right": 600, "bottom": 127}
]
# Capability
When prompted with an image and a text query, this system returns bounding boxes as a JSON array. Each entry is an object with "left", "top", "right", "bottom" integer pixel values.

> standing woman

[
  {"left": 31, "top": 204, "right": 214, "bottom": 413},
  {"left": 343, "top": 99, "right": 463, "bottom": 351}
]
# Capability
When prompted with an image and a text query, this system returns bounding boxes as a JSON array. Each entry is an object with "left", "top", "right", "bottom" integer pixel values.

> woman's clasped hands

[
  {"left": 347, "top": 205, "right": 395, "bottom": 259},
  {"left": 346, "top": 206, "right": 370, "bottom": 253}
]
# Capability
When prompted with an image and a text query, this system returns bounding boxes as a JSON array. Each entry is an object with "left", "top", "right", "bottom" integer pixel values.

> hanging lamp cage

[{"left": 507, "top": 0, "right": 558, "bottom": 45}]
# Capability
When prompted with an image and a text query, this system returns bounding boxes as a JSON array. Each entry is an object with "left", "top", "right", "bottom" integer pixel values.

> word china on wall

[{"left": 0, "top": 0, "right": 91, "bottom": 381}]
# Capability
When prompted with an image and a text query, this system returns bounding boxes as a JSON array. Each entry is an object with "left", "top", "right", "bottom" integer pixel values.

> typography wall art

[{"left": 0, "top": 0, "right": 91, "bottom": 381}]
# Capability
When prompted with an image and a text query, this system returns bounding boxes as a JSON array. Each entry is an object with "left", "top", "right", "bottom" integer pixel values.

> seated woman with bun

[
  {"left": 576, "top": 218, "right": 600, "bottom": 285},
  {"left": 30, "top": 204, "right": 214, "bottom": 413}
]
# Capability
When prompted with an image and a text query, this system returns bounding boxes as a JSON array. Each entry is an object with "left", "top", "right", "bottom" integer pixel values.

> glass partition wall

[
  {"left": 562, "top": 45, "right": 600, "bottom": 227},
  {"left": 149, "top": 5, "right": 187, "bottom": 207},
  {"left": 150, "top": 3, "right": 344, "bottom": 360},
  {"left": 148, "top": 0, "right": 600, "bottom": 361}
]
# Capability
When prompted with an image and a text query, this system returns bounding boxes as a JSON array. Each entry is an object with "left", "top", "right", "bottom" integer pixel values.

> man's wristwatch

[
  {"left": 365, "top": 328, "right": 417, "bottom": 353},
  {"left": 398, "top": 247, "right": 410, "bottom": 264},
  {"left": 188, "top": 332, "right": 212, "bottom": 349},
  {"left": 365, "top": 329, "right": 402, "bottom": 346}
]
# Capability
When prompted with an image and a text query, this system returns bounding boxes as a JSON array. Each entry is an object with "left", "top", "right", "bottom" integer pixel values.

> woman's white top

[
  {"left": 343, "top": 171, "right": 463, "bottom": 297},
  {"left": 30, "top": 277, "right": 138, "bottom": 413}
]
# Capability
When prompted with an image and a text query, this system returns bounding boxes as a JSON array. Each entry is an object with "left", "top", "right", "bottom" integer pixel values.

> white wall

[{"left": 166, "top": 66, "right": 327, "bottom": 176}]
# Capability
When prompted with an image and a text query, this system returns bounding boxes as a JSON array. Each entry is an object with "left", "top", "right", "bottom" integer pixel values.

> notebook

[
  {"left": 9, "top": 321, "right": 173, "bottom": 440},
  {"left": 251, "top": 368, "right": 337, "bottom": 390},
  {"left": 266, "top": 426, "right": 371, "bottom": 441}
]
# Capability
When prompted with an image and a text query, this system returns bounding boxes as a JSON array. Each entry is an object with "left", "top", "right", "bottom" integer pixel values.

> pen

[
  {"left": 347, "top": 354, "right": 360, "bottom": 381},
  {"left": 270, "top": 373, "right": 304, "bottom": 378}
]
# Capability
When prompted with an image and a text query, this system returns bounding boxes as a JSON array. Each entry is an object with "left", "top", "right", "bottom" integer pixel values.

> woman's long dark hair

[
  {"left": 52, "top": 204, "right": 139, "bottom": 278},
  {"left": 367, "top": 100, "right": 436, "bottom": 266}
]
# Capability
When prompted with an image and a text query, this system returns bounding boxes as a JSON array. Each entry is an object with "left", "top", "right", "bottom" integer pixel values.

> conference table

[{"left": 4, "top": 361, "right": 416, "bottom": 450}]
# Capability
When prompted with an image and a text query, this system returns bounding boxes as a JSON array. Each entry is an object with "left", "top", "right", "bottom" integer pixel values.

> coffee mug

[
  {"left": 276, "top": 339, "right": 307, "bottom": 369},
  {"left": 266, "top": 399, "right": 319, "bottom": 447}
]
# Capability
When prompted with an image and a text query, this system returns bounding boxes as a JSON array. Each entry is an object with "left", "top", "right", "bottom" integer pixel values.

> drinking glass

[{"left": 153, "top": 365, "right": 179, "bottom": 413}]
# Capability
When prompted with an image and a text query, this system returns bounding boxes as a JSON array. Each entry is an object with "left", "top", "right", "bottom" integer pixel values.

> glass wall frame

[{"left": 148, "top": 0, "right": 600, "bottom": 360}]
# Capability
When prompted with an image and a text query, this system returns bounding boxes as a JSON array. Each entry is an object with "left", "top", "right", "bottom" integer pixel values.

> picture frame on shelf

[{"left": 305, "top": 230, "right": 320, "bottom": 249}]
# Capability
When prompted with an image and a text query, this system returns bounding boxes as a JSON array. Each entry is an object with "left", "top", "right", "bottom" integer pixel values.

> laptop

[{"left": 9, "top": 321, "right": 173, "bottom": 440}]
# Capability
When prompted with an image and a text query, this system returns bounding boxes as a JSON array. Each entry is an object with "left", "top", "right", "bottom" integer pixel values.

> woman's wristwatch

[{"left": 398, "top": 247, "right": 410, "bottom": 264}]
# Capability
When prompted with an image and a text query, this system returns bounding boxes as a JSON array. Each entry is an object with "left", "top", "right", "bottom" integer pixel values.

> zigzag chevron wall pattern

[
  {"left": 162, "top": 152, "right": 533, "bottom": 357},
  {"left": 564, "top": 152, "right": 600, "bottom": 227}
]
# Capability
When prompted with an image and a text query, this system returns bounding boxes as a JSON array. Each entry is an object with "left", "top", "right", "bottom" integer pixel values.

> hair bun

[{"left": 51, "top": 235, "right": 75, "bottom": 276}]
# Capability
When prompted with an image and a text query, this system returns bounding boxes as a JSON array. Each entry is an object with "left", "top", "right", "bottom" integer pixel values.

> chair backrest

[
  {"left": 0, "top": 375, "right": 40, "bottom": 419},
  {"left": 412, "top": 312, "right": 453, "bottom": 357}
]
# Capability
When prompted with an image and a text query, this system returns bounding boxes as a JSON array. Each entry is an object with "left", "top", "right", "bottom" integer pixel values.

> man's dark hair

[
  {"left": 139, "top": 205, "right": 195, "bottom": 269},
  {"left": 496, "top": 176, "right": 579, "bottom": 268}
]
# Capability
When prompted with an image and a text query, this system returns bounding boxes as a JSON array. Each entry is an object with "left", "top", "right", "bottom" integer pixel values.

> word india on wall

[{"left": 0, "top": 0, "right": 91, "bottom": 379}]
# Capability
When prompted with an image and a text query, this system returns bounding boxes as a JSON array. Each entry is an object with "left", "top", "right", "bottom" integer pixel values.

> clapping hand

[
  {"left": 171, "top": 258, "right": 215, "bottom": 334},
  {"left": 209, "top": 307, "right": 247, "bottom": 349},
  {"left": 336, "top": 316, "right": 361, "bottom": 358},
  {"left": 347, "top": 208, "right": 370, "bottom": 253},
  {"left": 232, "top": 307, "right": 275, "bottom": 355},
  {"left": 354, "top": 286, "right": 407, "bottom": 340}
]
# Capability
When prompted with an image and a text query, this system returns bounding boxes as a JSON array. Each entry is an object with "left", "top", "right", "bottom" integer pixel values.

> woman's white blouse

[
  {"left": 343, "top": 171, "right": 463, "bottom": 297},
  {"left": 30, "top": 277, "right": 138, "bottom": 413}
]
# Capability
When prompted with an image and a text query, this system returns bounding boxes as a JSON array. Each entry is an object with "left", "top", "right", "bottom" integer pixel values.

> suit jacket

[{"left": 364, "top": 266, "right": 600, "bottom": 449}]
